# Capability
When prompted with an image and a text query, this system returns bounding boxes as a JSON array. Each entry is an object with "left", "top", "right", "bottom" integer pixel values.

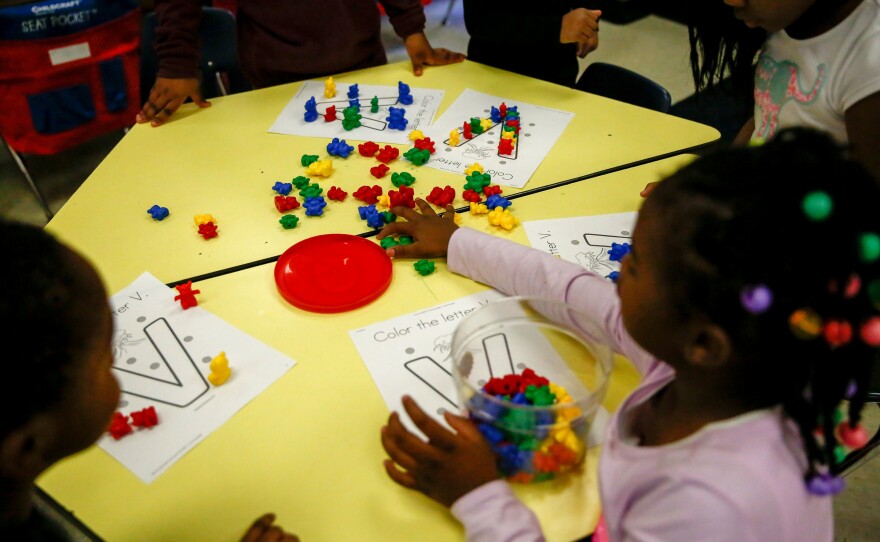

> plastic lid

[{"left": 274, "top": 234, "right": 392, "bottom": 313}]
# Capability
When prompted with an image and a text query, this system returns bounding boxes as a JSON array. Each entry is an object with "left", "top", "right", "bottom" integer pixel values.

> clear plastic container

[{"left": 451, "top": 297, "right": 613, "bottom": 483}]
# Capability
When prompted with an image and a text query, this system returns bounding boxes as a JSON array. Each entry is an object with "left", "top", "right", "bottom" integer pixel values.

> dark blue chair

[
  {"left": 140, "top": 7, "right": 251, "bottom": 103},
  {"left": 575, "top": 62, "right": 672, "bottom": 113}
]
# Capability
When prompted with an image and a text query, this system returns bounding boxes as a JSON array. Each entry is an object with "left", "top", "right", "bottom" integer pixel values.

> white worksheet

[
  {"left": 349, "top": 291, "right": 609, "bottom": 444},
  {"left": 523, "top": 212, "right": 638, "bottom": 277},
  {"left": 422, "top": 89, "right": 575, "bottom": 188},
  {"left": 99, "top": 272, "right": 295, "bottom": 483},
  {"left": 269, "top": 80, "right": 444, "bottom": 145}
]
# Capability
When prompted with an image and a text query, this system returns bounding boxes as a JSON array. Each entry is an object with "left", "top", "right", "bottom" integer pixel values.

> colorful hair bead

[
  {"left": 844, "top": 274, "right": 862, "bottom": 298},
  {"left": 859, "top": 233, "right": 880, "bottom": 262},
  {"left": 859, "top": 316, "right": 880, "bottom": 347},
  {"left": 845, "top": 380, "right": 858, "bottom": 399},
  {"left": 740, "top": 284, "right": 773, "bottom": 314},
  {"left": 837, "top": 421, "right": 869, "bottom": 449},
  {"left": 802, "top": 191, "right": 833, "bottom": 222},
  {"left": 789, "top": 309, "right": 823, "bottom": 340},
  {"left": 823, "top": 319, "right": 853, "bottom": 348},
  {"left": 806, "top": 472, "right": 845, "bottom": 496}
]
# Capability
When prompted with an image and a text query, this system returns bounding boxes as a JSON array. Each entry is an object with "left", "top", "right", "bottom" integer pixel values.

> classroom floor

[{"left": 2, "top": 1, "right": 878, "bottom": 540}]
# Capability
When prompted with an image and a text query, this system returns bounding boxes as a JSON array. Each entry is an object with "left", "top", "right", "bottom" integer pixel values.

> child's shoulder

[{"left": 632, "top": 410, "right": 831, "bottom": 538}]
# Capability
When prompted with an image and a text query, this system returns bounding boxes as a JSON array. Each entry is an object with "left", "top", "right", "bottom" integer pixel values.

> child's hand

[
  {"left": 560, "top": 8, "right": 601, "bottom": 58},
  {"left": 404, "top": 32, "right": 466, "bottom": 76},
  {"left": 641, "top": 181, "right": 658, "bottom": 198},
  {"left": 241, "top": 513, "right": 299, "bottom": 542},
  {"left": 137, "top": 77, "right": 211, "bottom": 127},
  {"left": 376, "top": 198, "right": 459, "bottom": 259},
  {"left": 381, "top": 395, "right": 499, "bottom": 507}
]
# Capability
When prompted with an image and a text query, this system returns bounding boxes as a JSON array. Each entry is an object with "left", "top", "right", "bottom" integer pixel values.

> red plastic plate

[{"left": 274, "top": 234, "right": 392, "bottom": 313}]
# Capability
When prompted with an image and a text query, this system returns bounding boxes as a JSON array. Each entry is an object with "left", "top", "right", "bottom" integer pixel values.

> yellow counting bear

[
  {"left": 464, "top": 162, "right": 484, "bottom": 176},
  {"left": 488, "top": 208, "right": 518, "bottom": 230},
  {"left": 448, "top": 128, "right": 460, "bottom": 146},
  {"left": 208, "top": 352, "right": 232, "bottom": 386},
  {"left": 306, "top": 159, "right": 333, "bottom": 177},
  {"left": 324, "top": 76, "right": 336, "bottom": 98}
]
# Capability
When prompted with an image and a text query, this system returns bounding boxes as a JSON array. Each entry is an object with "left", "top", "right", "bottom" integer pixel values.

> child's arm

[
  {"left": 381, "top": 396, "right": 545, "bottom": 540},
  {"left": 378, "top": 201, "right": 656, "bottom": 372},
  {"left": 846, "top": 92, "right": 880, "bottom": 182}
]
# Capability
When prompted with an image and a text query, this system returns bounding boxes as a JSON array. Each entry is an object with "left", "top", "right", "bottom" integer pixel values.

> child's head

[
  {"left": 0, "top": 221, "right": 119, "bottom": 483},
  {"left": 685, "top": 0, "right": 767, "bottom": 92},
  {"left": 624, "top": 128, "right": 878, "bottom": 488},
  {"left": 722, "top": 0, "right": 816, "bottom": 32}
]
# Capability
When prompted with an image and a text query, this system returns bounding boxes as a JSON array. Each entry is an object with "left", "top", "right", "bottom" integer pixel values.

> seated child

[
  {"left": 376, "top": 128, "right": 879, "bottom": 541},
  {"left": 0, "top": 221, "right": 297, "bottom": 542}
]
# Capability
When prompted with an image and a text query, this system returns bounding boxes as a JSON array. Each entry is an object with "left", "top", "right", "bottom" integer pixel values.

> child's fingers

[
  {"left": 444, "top": 412, "right": 484, "bottom": 442},
  {"left": 439, "top": 204, "right": 456, "bottom": 221},
  {"left": 386, "top": 242, "right": 419, "bottom": 260},
  {"left": 402, "top": 396, "right": 458, "bottom": 451},
  {"left": 381, "top": 419, "right": 419, "bottom": 471},
  {"left": 376, "top": 221, "right": 414, "bottom": 240},
  {"left": 390, "top": 204, "right": 429, "bottom": 221},
  {"left": 414, "top": 198, "right": 435, "bottom": 215},
  {"left": 241, "top": 513, "right": 275, "bottom": 542},
  {"left": 383, "top": 458, "right": 419, "bottom": 489},
  {"left": 386, "top": 410, "right": 447, "bottom": 463}
]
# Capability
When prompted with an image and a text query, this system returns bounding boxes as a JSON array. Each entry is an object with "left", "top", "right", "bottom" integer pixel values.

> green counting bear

[
  {"left": 291, "top": 176, "right": 310, "bottom": 189},
  {"left": 299, "top": 184, "right": 323, "bottom": 198},
  {"left": 391, "top": 171, "right": 416, "bottom": 187},
  {"left": 301, "top": 154, "right": 319, "bottom": 167},
  {"left": 403, "top": 147, "right": 430, "bottom": 166},
  {"left": 463, "top": 171, "right": 492, "bottom": 193},
  {"left": 342, "top": 106, "right": 362, "bottom": 131},
  {"left": 279, "top": 214, "right": 299, "bottom": 229},
  {"left": 414, "top": 259, "right": 435, "bottom": 276}
]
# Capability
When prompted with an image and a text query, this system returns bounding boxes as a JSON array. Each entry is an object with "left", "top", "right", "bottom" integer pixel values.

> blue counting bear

[
  {"left": 485, "top": 194, "right": 512, "bottom": 210},
  {"left": 347, "top": 83, "right": 359, "bottom": 99},
  {"left": 147, "top": 204, "right": 169, "bottom": 221},
  {"left": 272, "top": 181, "right": 292, "bottom": 195},
  {"left": 326, "top": 137, "right": 354, "bottom": 158},
  {"left": 357, "top": 204, "right": 385, "bottom": 229},
  {"left": 303, "top": 196, "right": 327, "bottom": 217},
  {"left": 608, "top": 242, "right": 632, "bottom": 262},
  {"left": 304, "top": 96, "right": 318, "bottom": 122},
  {"left": 606, "top": 270, "right": 620, "bottom": 282},
  {"left": 397, "top": 81, "right": 413, "bottom": 105},
  {"left": 495, "top": 443, "right": 527, "bottom": 475},
  {"left": 348, "top": 98, "right": 360, "bottom": 111},
  {"left": 386, "top": 107, "right": 408, "bottom": 130},
  {"left": 358, "top": 204, "right": 377, "bottom": 220},
  {"left": 478, "top": 423, "right": 505, "bottom": 445},
  {"left": 490, "top": 106, "right": 502, "bottom": 123}
]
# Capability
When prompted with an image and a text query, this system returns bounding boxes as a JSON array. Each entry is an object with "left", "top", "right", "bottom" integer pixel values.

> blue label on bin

[{"left": 0, "top": 0, "right": 136, "bottom": 40}]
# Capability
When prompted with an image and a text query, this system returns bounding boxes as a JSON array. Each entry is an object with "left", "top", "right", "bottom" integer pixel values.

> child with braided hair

[
  {"left": 377, "top": 128, "right": 878, "bottom": 541},
  {"left": 0, "top": 221, "right": 297, "bottom": 542}
]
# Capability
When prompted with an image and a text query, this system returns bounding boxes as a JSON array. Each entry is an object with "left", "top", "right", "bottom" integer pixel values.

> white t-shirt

[{"left": 752, "top": 0, "right": 880, "bottom": 143}]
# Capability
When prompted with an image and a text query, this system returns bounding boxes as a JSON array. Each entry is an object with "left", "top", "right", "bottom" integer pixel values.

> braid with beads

[{"left": 647, "top": 129, "right": 879, "bottom": 494}]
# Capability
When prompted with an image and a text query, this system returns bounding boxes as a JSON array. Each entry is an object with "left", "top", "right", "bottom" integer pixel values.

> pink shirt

[{"left": 447, "top": 228, "right": 832, "bottom": 542}]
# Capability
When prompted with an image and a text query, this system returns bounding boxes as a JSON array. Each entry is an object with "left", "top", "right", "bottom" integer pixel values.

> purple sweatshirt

[
  {"left": 153, "top": 0, "right": 426, "bottom": 88},
  {"left": 446, "top": 227, "right": 833, "bottom": 542}
]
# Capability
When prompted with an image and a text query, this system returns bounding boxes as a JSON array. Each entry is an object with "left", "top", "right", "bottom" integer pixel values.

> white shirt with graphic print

[{"left": 752, "top": 0, "right": 880, "bottom": 143}]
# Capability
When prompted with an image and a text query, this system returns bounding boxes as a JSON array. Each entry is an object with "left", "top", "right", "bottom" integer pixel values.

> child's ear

[
  {"left": 0, "top": 416, "right": 57, "bottom": 481},
  {"left": 682, "top": 323, "right": 731, "bottom": 369}
]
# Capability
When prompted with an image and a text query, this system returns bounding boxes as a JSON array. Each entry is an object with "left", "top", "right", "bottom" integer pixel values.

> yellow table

[
  {"left": 40, "top": 156, "right": 693, "bottom": 542},
  {"left": 46, "top": 61, "right": 717, "bottom": 292}
]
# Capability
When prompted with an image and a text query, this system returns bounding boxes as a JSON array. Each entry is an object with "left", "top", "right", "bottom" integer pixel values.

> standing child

[
  {"left": 0, "top": 221, "right": 297, "bottom": 542},
  {"left": 685, "top": 0, "right": 880, "bottom": 179},
  {"left": 377, "top": 129, "right": 879, "bottom": 541}
]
